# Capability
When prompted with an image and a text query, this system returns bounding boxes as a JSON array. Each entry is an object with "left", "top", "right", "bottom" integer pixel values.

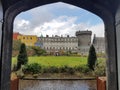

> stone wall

[
  {"left": 0, "top": 1, "right": 3, "bottom": 55},
  {"left": 93, "top": 35, "right": 105, "bottom": 53}
]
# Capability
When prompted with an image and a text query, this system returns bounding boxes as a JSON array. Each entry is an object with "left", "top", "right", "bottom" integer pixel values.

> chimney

[
  {"left": 46, "top": 35, "right": 49, "bottom": 37},
  {"left": 67, "top": 35, "right": 69, "bottom": 37}
]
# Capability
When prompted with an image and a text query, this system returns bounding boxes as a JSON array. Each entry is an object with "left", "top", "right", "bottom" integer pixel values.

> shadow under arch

[{"left": 1, "top": 0, "right": 120, "bottom": 90}]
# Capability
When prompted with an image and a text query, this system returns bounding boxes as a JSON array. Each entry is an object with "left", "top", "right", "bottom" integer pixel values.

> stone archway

[{"left": 1, "top": 0, "right": 120, "bottom": 90}]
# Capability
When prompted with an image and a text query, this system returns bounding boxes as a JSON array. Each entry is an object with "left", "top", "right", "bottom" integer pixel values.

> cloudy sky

[{"left": 13, "top": 2, "right": 104, "bottom": 37}]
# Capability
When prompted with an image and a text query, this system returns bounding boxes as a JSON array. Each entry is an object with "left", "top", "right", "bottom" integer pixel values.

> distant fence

[{"left": 97, "top": 77, "right": 106, "bottom": 90}]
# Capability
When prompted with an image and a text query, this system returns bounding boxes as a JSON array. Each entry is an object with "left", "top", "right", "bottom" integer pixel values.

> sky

[{"left": 13, "top": 2, "right": 104, "bottom": 37}]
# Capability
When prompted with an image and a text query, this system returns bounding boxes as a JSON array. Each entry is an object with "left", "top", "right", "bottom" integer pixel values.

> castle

[{"left": 13, "top": 30, "right": 105, "bottom": 55}]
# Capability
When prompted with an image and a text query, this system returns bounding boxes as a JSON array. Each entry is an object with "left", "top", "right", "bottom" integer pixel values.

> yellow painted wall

[{"left": 17, "top": 35, "right": 38, "bottom": 46}]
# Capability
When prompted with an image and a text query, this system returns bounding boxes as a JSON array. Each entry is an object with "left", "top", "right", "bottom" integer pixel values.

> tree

[
  {"left": 17, "top": 43, "right": 28, "bottom": 70},
  {"left": 87, "top": 44, "right": 97, "bottom": 70},
  {"left": 32, "top": 46, "right": 46, "bottom": 56}
]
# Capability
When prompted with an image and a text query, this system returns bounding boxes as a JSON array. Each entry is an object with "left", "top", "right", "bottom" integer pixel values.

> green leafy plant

[
  {"left": 16, "top": 43, "right": 28, "bottom": 70},
  {"left": 32, "top": 46, "right": 46, "bottom": 56},
  {"left": 23, "top": 63, "right": 41, "bottom": 74},
  {"left": 94, "top": 59, "right": 106, "bottom": 76},
  {"left": 87, "top": 45, "right": 97, "bottom": 70},
  {"left": 75, "top": 65, "right": 90, "bottom": 73}
]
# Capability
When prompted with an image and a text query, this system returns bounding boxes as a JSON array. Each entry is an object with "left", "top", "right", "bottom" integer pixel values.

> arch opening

[
  {"left": 1, "top": 0, "right": 119, "bottom": 90},
  {"left": 12, "top": 2, "right": 106, "bottom": 90}
]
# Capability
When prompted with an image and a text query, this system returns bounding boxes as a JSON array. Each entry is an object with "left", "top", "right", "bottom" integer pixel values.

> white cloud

[
  {"left": 14, "top": 19, "right": 31, "bottom": 34},
  {"left": 31, "top": 16, "right": 78, "bottom": 36},
  {"left": 89, "top": 23, "right": 104, "bottom": 37},
  {"left": 16, "top": 19, "right": 29, "bottom": 27},
  {"left": 13, "top": 2, "right": 104, "bottom": 37},
  {"left": 14, "top": 15, "right": 104, "bottom": 37}
]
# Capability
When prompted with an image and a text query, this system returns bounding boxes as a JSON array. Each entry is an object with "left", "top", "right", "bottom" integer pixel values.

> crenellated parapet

[{"left": 76, "top": 30, "right": 92, "bottom": 36}]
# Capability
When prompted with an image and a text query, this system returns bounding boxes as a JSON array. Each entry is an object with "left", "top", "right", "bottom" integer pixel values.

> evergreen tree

[
  {"left": 17, "top": 43, "right": 28, "bottom": 70},
  {"left": 87, "top": 44, "right": 97, "bottom": 70}
]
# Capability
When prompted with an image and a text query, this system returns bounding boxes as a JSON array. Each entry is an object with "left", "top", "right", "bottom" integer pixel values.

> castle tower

[{"left": 76, "top": 30, "right": 92, "bottom": 55}]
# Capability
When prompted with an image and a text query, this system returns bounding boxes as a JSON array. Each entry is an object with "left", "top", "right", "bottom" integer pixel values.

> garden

[
  {"left": 12, "top": 56, "right": 106, "bottom": 78},
  {"left": 11, "top": 43, "right": 106, "bottom": 79}
]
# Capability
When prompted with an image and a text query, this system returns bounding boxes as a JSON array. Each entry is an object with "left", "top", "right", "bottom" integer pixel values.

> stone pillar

[
  {"left": 0, "top": 0, "right": 3, "bottom": 55},
  {"left": 0, "top": 1, "right": 13, "bottom": 89},
  {"left": 0, "top": 0, "right": 3, "bottom": 89},
  {"left": 104, "top": 15, "right": 118, "bottom": 90},
  {"left": 116, "top": 4, "right": 120, "bottom": 90}
]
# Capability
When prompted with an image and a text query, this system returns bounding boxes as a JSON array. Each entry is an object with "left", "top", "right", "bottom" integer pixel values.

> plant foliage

[
  {"left": 17, "top": 43, "right": 28, "bottom": 70},
  {"left": 87, "top": 45, "right": 97, "bottom": 70},
  {"left": 32, "top": 46, "right": 46, "bottom": 56},
  {"left": 23, "top": 63, "right": 41, "bottom": 74}
]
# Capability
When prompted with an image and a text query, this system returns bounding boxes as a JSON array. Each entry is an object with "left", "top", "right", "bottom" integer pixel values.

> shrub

[
  {"left": 41, "top": 66, "right": 49, "bottom": 73},
  {"left": 48, "top": 66, "right": 59, "bottom": 73},
  {"left": 12, "top": 64, "right": 17, "bottom": 71},
  {"left": 59, "top": 65, "right": 69, "bottom": 73},
  {"left": 75, "top": 65, "right": 90, "bottom": 73},
  {"left": 41, "top": 66, "right": 59, "bottom": 73},
  {"left": 32, "top": 46, "right": 46, "bottom": 56},
  {"left": 81, "top": 65, "right": 90, "bottom": 73},
  {"left": 88, "top": 44, "right": 97, "bottom": 70},
  {"left": 66, "top": 67, "right": 75, "bottom": 74},
  {"left": 59, "top": 65, "right": 75, "bottom": 74},
  {"left": 74, "top": 66, "right": 83, "bottom": 71},
  {"left": 23, "top": 63, "right": 41, "bottom": 74},
  {"left": 94, "top": 60, "right": 106, "bottom": 76},
  {"left": 17, "top": 43, "right": 28, "bottom": 70},
  {"left": 16, "top": 66, "right": 25, "bottom": 78}
]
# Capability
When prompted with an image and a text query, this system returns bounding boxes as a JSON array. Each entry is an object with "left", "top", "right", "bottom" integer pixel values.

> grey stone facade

[
  {"left": 37, "top": 35, "right": 78, "bottom": 55},
  {"left": 36, "top": 30, "right": 105, "bottom": 55},
  {"left": 76, "top": 31, "right": 92, "bottom": 55},
  {"left": 93, "top": 35, "right": 105, "bottom": 53}
]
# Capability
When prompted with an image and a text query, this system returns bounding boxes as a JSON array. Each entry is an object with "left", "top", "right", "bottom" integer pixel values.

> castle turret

[{"left": 76, "top": 30, "right": 92, "bottom": 55}]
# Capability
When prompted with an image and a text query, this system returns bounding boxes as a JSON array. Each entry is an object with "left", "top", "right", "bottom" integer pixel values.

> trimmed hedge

[
  {"left": 22, "top": 64, "right": 90, "bottom": 75},
  {"left": 23, "top": 63, "right": 41, "bottom": 74}
]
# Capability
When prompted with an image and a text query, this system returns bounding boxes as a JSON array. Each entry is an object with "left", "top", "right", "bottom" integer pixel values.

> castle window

[
  {"left": 69, "top": 47, "right": 71, "bottom": 50},
  {"left": 66, "top": 47, "right": 68, "bottom": 50}
]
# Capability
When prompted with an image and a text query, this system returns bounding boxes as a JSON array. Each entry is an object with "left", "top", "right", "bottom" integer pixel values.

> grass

[
  {"left": 12, "top": 56, "right": 87, "bottom": 67},
  {"left": 12, "top": 56, "right": 105, "bottom": 67},
  {"left": 12, "top": 56, "right": 106, "bottom": 78}
]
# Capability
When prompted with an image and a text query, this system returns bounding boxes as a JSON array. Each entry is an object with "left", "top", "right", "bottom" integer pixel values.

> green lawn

[{"left": 12, "top": 56, "right": 105, "bottom": 67}]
